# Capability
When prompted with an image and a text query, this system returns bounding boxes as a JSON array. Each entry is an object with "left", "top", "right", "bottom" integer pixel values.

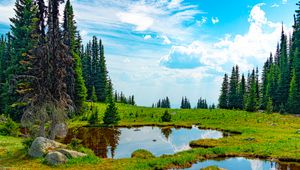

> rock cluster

[{"left": 28, "top": 137, "right": 87, "bottom": 165}]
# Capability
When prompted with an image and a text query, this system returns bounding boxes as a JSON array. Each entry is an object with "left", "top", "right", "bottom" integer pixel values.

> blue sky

[{"left": 0, "top": 0, "right": 297, "bottom": 107}]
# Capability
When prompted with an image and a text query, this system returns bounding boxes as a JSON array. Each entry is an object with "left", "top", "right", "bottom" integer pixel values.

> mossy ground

[{"left": 1, "top": 102, "right": 300, "bottom": 169}]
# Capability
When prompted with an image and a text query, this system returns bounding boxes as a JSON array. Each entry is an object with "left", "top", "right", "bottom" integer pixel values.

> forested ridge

[{"left": 219, "top": 2, "right": 300, "bottom": 114}]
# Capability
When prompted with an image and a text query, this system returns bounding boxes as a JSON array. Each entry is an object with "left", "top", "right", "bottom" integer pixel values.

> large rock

[
  {"left": 28, "top": 137, "right": 65, "bottom": 158},
  {"left": 57, "top": 149, "right": 87, "bottom": 158},
  {"left": 45, "top": 151, "right": 68, "bottom": 165}
]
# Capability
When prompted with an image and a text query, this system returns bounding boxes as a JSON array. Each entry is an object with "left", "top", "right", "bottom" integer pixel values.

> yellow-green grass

[{"left": 1, "top": 102, "right": 300, "bottom": 169}]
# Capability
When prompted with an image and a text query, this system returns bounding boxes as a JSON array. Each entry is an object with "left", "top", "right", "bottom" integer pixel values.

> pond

[
  {"left": 61, "top": 126, "right": 223, "bottom": 158},
  {"left": 180, "top": 157, "right": 300, "bottom": 170}
]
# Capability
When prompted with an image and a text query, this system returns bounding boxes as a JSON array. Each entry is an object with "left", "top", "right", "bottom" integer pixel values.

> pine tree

[
  {"left": 219, "top": 74, "right": 229, "bottom": 109},
  {"left": 103, "top": 79, "right": 119, "bottom": 125}
]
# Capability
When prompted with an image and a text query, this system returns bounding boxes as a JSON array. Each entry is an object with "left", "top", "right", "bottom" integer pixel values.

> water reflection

[
  {"left": 181, "top": 157, "right": 300, "bottom": 170},
  {"left": 62, "top": 126, "right": 223, "bottom": 159}
]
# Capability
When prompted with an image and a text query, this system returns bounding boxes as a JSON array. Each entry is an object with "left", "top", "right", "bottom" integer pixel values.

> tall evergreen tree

[
  {"left": 245, "top": 69, "right": 258, "bottom": 112},
  {"left": 8, "top": 0, "right": 38, "bottom": 120},
  {"left": 219, "top": 74, "right": 229, "bottom": 109},
  {"left": 103, "top": 79, "right": 119, "bottom": 125}
]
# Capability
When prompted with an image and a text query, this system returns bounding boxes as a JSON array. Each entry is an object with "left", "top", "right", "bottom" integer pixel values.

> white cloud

[
  {"left": 0, "top": 1, "right": 14, "bottom": 24},
  {"left": 196, "top": 16, "right": 207, "bottom": 26},
  {"left": 282, "top": 0, "right": 288, "bottom": 4},
  {"left": 161, "top": 35, "right": 172, "bottom": 44},
  {"left": 117, "top": 12, "right": 154, "bottom": 31},
  {"left": 161, "top": 3, "right": 288, "bottom": 72},
  {"left": 211, "top": 17, "right": 219, "bottom": 24},
  {"left": 144, "top": 35, "right": 152, "bottom": 40},
  {"left": 271, "top": 3, "right": 279, "bottom": 8}
]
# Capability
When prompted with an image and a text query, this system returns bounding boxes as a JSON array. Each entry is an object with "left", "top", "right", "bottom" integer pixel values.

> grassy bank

[{"left": 1, "top": 102, "right": 300, "bottom": 169}]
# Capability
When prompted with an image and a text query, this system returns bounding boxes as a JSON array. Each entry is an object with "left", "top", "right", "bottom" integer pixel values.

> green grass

[{"left": 2, "top": 102, "right": 300, "bottom": 169}]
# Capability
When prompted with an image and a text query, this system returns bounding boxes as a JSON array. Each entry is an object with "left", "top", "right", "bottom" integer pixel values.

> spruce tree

[
  {"left": 8, "top": 0, "right": 38, "bottom": 120},
  {"left": 103, "top": 79, "right": 119, "bottom": 125},
  {"left": 219, "top": 74, "right": 229, "bottom": 109}
]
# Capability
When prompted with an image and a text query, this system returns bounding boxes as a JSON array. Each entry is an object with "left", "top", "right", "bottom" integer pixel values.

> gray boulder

[
  {"left": 45, "top": 151, "right": 68, "bottom": 165},
  {"left": 57, "top": 149, "right": 87, "bottom": 158},
  {"left": 28, "top": 137, "right": 65, "bottom": 158}
]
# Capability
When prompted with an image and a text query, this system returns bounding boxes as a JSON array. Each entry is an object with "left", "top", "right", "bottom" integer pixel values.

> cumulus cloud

[
  {"left": 161, "top": 3, "right": 287, "bottom": 72},
  {"left": 211, "top": 17, "right": 219, "bottom": 24}
]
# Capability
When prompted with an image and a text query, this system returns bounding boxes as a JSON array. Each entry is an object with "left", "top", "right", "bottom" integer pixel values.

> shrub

[
  {"left": 0, "top": 115, "right": 19, "bottom": 137},
  {"left": 131, "top": 149, "right": 155, "bottom": 159},
  {"left": 161, "top": 110, "right": 171, "bottom": 122},
  {"left": 22, "top": 137, "right": 34, "bottom": 150},
  {"left": 89, "top": 108, "right": 99, "bottom": 125}
]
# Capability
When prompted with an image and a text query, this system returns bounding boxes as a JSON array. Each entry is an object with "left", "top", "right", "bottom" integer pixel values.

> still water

[
  {"left": 181, "top": 157, "right": 300, "bottom": 170},
  {"left": 62, "top": 126, "right": 223, "bottom": 158}
]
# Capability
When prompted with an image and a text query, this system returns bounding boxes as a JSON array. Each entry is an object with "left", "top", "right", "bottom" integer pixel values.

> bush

[
  {"left": 22, "top": 137, "right": 34, "bottom": 150},
  {"left": 161, "top": 110, "right": 171, "bottom": 122},
  {"left": 131, "top": 149, "right": 155, "bottom": 159},
  {"left": 89, "top": 108, "right": 99, "bottom": 125},
  {"left": 0, "top": 115, "right": 19, "bottom": 137}
]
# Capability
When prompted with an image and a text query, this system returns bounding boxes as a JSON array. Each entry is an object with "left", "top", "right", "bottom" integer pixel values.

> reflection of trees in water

[
  {"left": 276, "top": 162, "right": 300, "bottom": 170},
  {"left": 63, "top": 127, "right": 121, "bottom": 158},
  {"left": 161, "top": 127, "right": 172, "bottom": 140}
]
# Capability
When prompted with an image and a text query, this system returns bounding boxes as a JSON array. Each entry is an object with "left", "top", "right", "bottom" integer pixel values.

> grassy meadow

[{"left": 1, "top": 102, "right": 300, "bottom": 169}]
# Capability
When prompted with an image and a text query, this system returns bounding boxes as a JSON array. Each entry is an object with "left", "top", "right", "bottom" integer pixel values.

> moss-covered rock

[
  {"left": 201, "top": 166, "right": 226, "bottom": 170},
  {"left": 131, "top": 149, "right": 155, "bottom": 159}
]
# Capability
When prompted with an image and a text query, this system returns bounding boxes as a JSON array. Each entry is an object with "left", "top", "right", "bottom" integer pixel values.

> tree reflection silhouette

[{"left": 63, "top": 127, "right": 121, "bottom": 158}]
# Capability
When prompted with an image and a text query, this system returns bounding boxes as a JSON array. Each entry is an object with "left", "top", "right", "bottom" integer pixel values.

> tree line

[
  {"left": 152, "top": 96, "right": 215, "bottom": 109},
  {"left": 0, "top": 0, "right": 120, "bottom": 138},
  {"left": 219, "top": 1, "right": 300, "bottom": 114}
]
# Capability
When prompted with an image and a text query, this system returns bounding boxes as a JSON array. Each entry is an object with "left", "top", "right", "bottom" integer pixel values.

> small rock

[
  {"left": 244, "top": 137, "right": 255, "bottom": 141},
  {"left": 57, "top": 149, "right": 87, "bottom": 158},
  {"left": 45, "top": 151, "right": 68, "bottom": 165},
  {"left": 134, "top": 128, "right": 141, "bottom": 131},
  {"left": 28, "top": 137, "right": 65, "bottom": 158},
  {"left": 152, "top": 139, "right": 157, "bottom": 142}
]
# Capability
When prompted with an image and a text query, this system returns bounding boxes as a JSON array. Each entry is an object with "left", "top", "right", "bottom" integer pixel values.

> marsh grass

[{"left": 2, "top": 102, "right": 300, "bottom": 169}]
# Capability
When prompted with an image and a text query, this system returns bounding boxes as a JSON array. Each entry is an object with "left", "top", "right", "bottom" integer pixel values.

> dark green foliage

[
  {"left": 161, "top": 110, "right": 171, "bottom": 122},
  {"left": 219, "top": 74, "right": 229, "bottom": 109},
  {"left": 197, "top": 98, "right": 208, "bottom": 109},
  {"left": 180, "top": 96, "right": 191, "bottom": 109},
  {"left": 103, "top": 79, "right": 120, "bottom": 125},
  {"left": 154, "top": 97, "right": 171, "bottom": 108},
  {"left": 22, "top": 137, "right": 34, "bottom": 150},
  {"left": 89, "top": 107, "right": 99, "bottom": 125},
  {"left": 6, "top": 0, "right": 38, "bottom": 121},
  {"left": 228, "top": 66, "right": 240, "bottom": 109},
  {"left": 0, "top": 115, "right": 19, "bottom": 137},
  {"left": 81, "top": 37, "right": 108, "bottom": 103},
  {"left": 114, "top": 91, "right": 135, "bottom": 105},
  {"left": 245, "top": 69, "right": 258, "bottom": 112}
]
